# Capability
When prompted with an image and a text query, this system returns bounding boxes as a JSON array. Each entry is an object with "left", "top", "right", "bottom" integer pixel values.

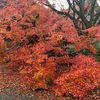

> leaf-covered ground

[{"left": 0, "top": 64, "right": 100, "bottom": 100}]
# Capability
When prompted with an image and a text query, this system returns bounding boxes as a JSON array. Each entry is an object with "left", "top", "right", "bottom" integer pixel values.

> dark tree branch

[
  {"left": 44, "top": 2, "right": 81, "bottom": 31},
  {"left": 67, "top": 4, "right": 71, "bottom": 16},
  {"left": 73, "top": 19, "right": 81, "bottom": 31},
  {"left": 97, "top": 20, "right": 100, "bottom": 25},
  {"left": 67, "top": 0, "right": 90, "bottom": 28},
  {"left": 76, "top": 0, "right": 85, "bottom": 14},
  {"left": 67, "top": 0, "right": 80, "bottom": 15},
  {"left": 43, "top": 3, "right": 73, "bottom": 19},
  {"left": 94, "top": 11, "right": 100, "bottom": 23},
  {"left": 89, "top": 0, "right": 96, "bottom": 24},
  {"left": 42, "top": 0, "right": 99, "bottom": 33}
]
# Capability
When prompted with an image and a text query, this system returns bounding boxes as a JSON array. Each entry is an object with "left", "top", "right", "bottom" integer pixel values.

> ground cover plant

[{"left": 0, "top": 0, "right": 100, "bottom": 99}]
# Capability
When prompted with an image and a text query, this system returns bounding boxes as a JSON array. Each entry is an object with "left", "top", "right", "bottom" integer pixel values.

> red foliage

[
  {"left": 84, "top": 25, "right": 100, "bottom": 42},
  {"left": 0, "top": 0, "right": 100, "bottom": 98},
  {"left": 54, "top": 54, "right": 100, "bottom": 98}
]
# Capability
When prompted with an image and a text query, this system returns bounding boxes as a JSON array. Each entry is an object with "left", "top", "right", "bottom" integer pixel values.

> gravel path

[{"left": 0, "top": 64, "right": 33, "bottom": 100}]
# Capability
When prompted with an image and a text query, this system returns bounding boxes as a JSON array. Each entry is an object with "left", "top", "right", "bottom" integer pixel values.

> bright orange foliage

[
  {"left": 54, "top": 54, "right": 100, "bottom": 98},
  {"left": 0, "top": 0, "right": 100, "bottom": 99}
]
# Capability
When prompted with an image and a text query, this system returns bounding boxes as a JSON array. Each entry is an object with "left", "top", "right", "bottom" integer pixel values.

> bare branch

[
  {"left": 76, "top": 0, "right": 85, "bottom": 14},
  {"left": 90, "top": 0, "right": 96, "bottom": 23},
  {"left": 43, "top": 3, "right": 73, "bottom": 19},
  {"left": 42, "top": 0, "right": 99, "bottom": 32},
  {"left": 94, "top": 11, "right": 100, "bottom": 23},
  {"left": 97, "top": 20, "right": 100, "bottom": 25},
  {"left": 67, "top": 0, "right": 90, "bottom": 28}
]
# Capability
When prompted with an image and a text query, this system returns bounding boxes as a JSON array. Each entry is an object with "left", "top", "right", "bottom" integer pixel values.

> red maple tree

[{"left": 0, "top": 0, "right": 100, "bottom": 98}]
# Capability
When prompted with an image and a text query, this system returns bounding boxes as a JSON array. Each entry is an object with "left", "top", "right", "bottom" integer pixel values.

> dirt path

[{"left": 0, "top": 64, "right": 33, "bottom": 100}]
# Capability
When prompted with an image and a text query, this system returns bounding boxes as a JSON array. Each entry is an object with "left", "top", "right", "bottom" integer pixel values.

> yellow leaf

[{"left": 33, "top": 69, "right": 44, "bottom": 81}]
